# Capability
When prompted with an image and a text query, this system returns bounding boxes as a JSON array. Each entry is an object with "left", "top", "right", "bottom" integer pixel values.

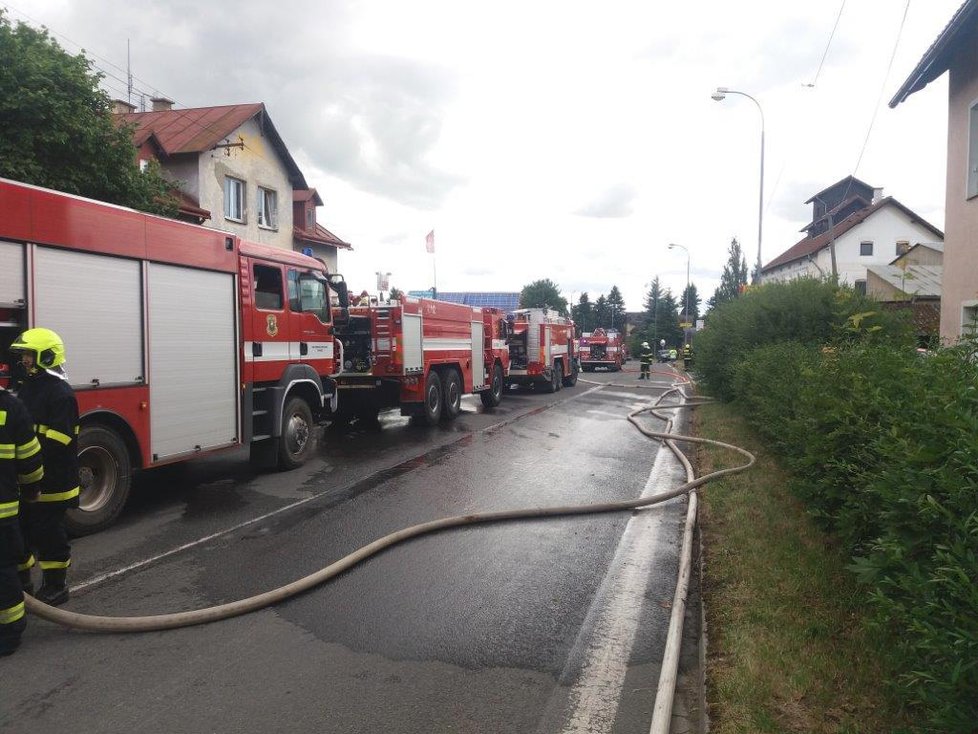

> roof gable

[
  {"left": 764, "top": 197, "right": 944, "bottom": 272},
  {"left": 116, "top": 103, "right": 308, "bottom": 189}
]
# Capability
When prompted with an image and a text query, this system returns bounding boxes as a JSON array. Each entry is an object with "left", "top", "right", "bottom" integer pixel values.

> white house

[
  {"left": 114, "top": 99, "right": 351, "bottom": 271},
  {"left": 762, "top": 176, "right": 943, "bottom": 294}
]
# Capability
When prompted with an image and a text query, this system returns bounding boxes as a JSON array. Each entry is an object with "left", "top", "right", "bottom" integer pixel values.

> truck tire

[
  {"left": 278, "top": 397, "right": 316, "bottom": 470},
  {"left": 480, "top": 363, "right": 504, "bottom": 408},
  {"left": 562, "top": 361, "right": 579, "bottom": 387},
  {"left": 543, "top": 365, "right": 559, "bottom": 394},
  {"left": 441, "top": 368, "right": 462, "bottom": 421},
  {"left": 554, "top": 361, "right": 564, "bottom": 391},
  {"left": 418, "top": 370, "right": 443, "bottom": 426},
  {"left": 66, "top": 424, "right": 132, "bottom": 537}
]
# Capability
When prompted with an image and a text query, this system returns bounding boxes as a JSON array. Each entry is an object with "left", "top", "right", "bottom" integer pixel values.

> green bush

[
  {"left": 696, "top": 278, "right": 912, "bottom": 401},
  {"left": 727, "top": 335, "right": 978, "bottom": 731}
]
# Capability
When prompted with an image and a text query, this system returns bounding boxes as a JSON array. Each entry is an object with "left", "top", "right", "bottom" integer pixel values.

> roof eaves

[{"left": 889, "top": 0, "right": 978, "bottom": 107}]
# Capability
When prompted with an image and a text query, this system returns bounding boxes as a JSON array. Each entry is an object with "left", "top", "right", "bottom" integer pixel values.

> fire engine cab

[
  {"left": 0, "top": 178, "right": 346, "bottom": 534},
  {"left": 579, "top": 327, "right": 624, "bottom": 372},
  {"left": 332, "top": 297, "right": 510, "bottom": 424},
  {"left": 505, "top": 308, "right": 578, "bottom": 392}
]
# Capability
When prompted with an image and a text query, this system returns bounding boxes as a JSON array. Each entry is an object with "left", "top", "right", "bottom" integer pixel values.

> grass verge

[{"left": 694, "top": 401, "right": 912, "bottom": 734}]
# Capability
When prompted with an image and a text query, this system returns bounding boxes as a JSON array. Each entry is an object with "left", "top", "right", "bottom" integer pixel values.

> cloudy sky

[{"left": 9, "top": 0, "right": 962, "bottom": 310}]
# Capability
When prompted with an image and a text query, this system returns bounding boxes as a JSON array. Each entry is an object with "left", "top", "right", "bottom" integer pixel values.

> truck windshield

[{"left": 289, "top": 270, "right": 330, "bottom": 323}]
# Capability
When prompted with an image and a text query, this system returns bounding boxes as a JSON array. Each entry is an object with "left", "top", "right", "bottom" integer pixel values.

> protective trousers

[
  {"left": 0, "top": 519, "right": 27, "bottom": 653},
  {"left": 19, "top": 501, "right": 70, "bottom": 574}
]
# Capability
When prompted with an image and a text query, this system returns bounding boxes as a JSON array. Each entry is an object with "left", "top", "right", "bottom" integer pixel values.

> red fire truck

[
  {"left": 579, "top": 327, "right": 624, "bottom": 372},
  {"left": 332, "top": 298, "right": 511, "bottom": 424},
  {"left": 505, "top": 308, "right": 578, "bottom": 392},
  {"left": 0, "top": 178, "right": 347, "bottom": 534}
]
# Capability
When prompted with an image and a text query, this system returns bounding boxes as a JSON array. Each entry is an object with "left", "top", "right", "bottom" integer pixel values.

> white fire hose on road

[{"left": 25, "top": 371, "right": 751, "bottom": 730}]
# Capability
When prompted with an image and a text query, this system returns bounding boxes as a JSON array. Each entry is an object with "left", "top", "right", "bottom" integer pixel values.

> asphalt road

[{"left": 4, "top": 363, "right": 695, "bottom": 734}]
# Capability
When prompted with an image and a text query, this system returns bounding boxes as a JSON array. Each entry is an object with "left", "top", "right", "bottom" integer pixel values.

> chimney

[
  {"left": 113, "top": 99, "right": 137, "bottom": 114},
  {"left": 150, "top": 97, "right": 174, "bottom": 112},
  {"left": 872, "top": 187, "right": 884, "bottom": 204}
]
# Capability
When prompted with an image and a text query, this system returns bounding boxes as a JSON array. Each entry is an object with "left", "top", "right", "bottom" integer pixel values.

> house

[
  {"left": 114, "top": 99, "right": 351, "bottom": 272},
  {"left": 890, "top": 0, "right": 978, "bottom": 342},
  {"left": 866, "top": 242, "right": 943, "bottom": 345},
  {"left": 761, "top": 176, "right": 944, "bottom": 293}
]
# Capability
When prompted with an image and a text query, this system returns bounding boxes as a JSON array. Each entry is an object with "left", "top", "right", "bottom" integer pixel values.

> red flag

[{"left": 425, "top": 230, "right": 435, "bottom": 254}]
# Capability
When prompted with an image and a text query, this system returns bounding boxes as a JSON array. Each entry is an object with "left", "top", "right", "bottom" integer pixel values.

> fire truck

[
  {"left": 332, "top": 298, "right": 510, "bottom": 424},
  {"left": 505, "top": 308, "right": 578, "bottom": 392},
  {"left": 0, "top": 178, "right": 347, "bottom": 534},
  {"left": 578, "top": 327, "right": 624, "bottom": 372}
]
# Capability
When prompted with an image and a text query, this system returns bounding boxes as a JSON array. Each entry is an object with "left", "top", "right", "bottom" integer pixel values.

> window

[
  {"left": 969, "top": 102, "right": 978, "bottom": 198},
  {"left": 224, "top": 177, "right": 244, "bottom": 222},
  {"left": 860, "top": 241, "right": 874, "bottom": 256},
  {"left": 288, "top": 269, "right": 330, "bottom": 323},
  {"left": 306, "top": 208, "right": 314, "bottom": 229},
  {"left": 257, "top": 187, "right": 278, "bottom": 229},
  {"left": 253, "top": 264, "right": 283, "bottom": 310},
  {"left": 896, "top": 240, "right": 910, "bottom": 257},
  {"left": 138, "top": 159, "right": 149, "bottom": 173},
  {"left": 854, "top": 279, "right": 867, "bottom": 296}
]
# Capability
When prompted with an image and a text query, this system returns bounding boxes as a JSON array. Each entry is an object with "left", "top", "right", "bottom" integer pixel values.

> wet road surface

[{"left": 4, "top": 364, "right": 695, "bottom": 734}]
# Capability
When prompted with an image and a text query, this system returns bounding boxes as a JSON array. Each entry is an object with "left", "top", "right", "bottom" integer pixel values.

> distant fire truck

[
  {"left": 332, "top": 298, "right": 510, "bottom": 424},
  {"left": 505, "top": 308, "right": 578, "bottom": 392},
  {"left": 0, "top": 178, "right": 346, "bottom": 534},
  {"left": 578, "top": 328, "right": 624, "bottom": 372}
]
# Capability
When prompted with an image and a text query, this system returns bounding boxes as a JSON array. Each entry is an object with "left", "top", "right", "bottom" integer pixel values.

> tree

[
  {"left": 679, "top": 283, "right": 701, "bottom": 322},
  {"left": 594, "top": 295, "right": 609, "bottom": 329},
  {"left": 707, "top": 237, "right": 749, "bottom": 312},
  {"left": 641, "top": 276, "right": 682, "bottom": 350},
  {"left": 388, "top": 286, "right": 404, "bottom": 302},
  {"left": 0, "top": 12, "right": 177, "bottom": 215},
  {"left": 519, "top": 278, "right": 568, "bottom": 314},
  {"left": 572, "top": 293, "right": 594, "bottom": 333},
  {"left": 605, "top": 286, "right": 626, "bottom": 330}
]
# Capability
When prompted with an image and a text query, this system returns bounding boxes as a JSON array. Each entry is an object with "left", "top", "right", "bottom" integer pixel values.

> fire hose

[{"left": 25, "top": 378, "right": 753, "bottom": 651}]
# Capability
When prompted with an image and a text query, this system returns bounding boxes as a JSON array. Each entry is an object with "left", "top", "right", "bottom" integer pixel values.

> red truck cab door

[{"left": 287, "top": 267, "right": 335, "bottom": 376}]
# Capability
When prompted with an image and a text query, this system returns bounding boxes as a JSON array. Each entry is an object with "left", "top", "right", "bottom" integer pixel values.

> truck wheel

[
  {"left": 278, "top": 397, "right": 316, "bottom": 470},
  {"left": 562, "top": 362, "right": 579, "bottom": 387},
  {"left": 543, "top": 366, "right": 559, "bottom": 393},
  {"left": 418, "top": 370, "right": 443, "bottom": 426},
  {"left": 66, "top": 424, "right": 132, "bottom": 537},
  {"left": 480, "top": 363, "right": 504, "bottom": 408},
  {"left": 554, "top": 361, "right": 563, "bottom": 391},
  {"left": 442, "top": 368, "right": 462, "bottom": 421}
]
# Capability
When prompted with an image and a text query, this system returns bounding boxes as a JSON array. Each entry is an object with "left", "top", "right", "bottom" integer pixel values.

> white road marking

[{"left": 556, "top": 425, "right": 685, "bottom": 734}]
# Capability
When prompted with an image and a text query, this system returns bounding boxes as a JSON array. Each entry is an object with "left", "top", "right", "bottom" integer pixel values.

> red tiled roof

[
  {"left": 293, "top": 224, "right": 352, "bottom": 250},
  {"left": 118, "top": 103, "right": 264, "bottom": 155},
  {"left": 293, "top": 188, "right": 324, "bottom": 205},
  {"left": 763, "top": 197, "right": 944, "bottom": 272},
  {"left": 175, "top": 190, "right": 210, "bottom": 221},
  {"left": 116, "top": 103, "right": 308, "bottom": 188}
]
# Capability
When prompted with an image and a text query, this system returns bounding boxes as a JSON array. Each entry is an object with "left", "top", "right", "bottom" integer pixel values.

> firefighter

[
  {"left": 356, "top": 290, "right": 371, "bottom": 306},
  {"left": 9, "top": 328, "right": 79, "bottom": 607},
  {"left": 0, "top": 383, "right": 44, "bottom": 655},
  {"left": 682, "top": 342, "right": 693, "bottom": 366},
  {"left": 639, "top": 341, "right": 653, "bottom": 380}
]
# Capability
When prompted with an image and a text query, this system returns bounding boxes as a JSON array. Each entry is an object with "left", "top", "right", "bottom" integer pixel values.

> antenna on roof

[{"left": 127, "top": 39, "right": 132, "bottom": 105}]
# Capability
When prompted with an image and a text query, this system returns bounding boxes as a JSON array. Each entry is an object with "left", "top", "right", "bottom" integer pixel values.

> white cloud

[{"left": 15, "top": 0, "right": 963, "bottom": 310}]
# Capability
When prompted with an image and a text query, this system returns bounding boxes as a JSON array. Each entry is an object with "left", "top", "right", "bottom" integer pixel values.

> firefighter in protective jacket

[
  {"left": 639, "top": 342, "right": 653, "bottom": 380},
  {"left": 0, "top": 385, "right": 44, "bottom": 655},
  {"left": 9, "top": 328, "right": 80, "bottom": 607}
]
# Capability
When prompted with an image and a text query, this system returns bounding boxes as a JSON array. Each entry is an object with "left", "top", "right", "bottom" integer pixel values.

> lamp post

[
  {"left": 668, "top": 243, "right": 690, "bottom": 342},
  {"left": 712, "top": 86, "right": 764, "bottom": 283}
]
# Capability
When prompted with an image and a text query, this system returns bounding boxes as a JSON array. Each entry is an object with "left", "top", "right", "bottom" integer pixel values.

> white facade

[
  {"left": 195, "top": 118, "right": 294, "bottom": 250},
  {"left": 764, "top": 203, "right": 940, "bottom": 289}
]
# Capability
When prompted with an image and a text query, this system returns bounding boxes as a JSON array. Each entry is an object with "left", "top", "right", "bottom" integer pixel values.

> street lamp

[
  {"left": 668, "top": 243, "right": 690, "bottom": 341},
  {"left": 712, "top": 86, "right": 764, "bottom": 283}
]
